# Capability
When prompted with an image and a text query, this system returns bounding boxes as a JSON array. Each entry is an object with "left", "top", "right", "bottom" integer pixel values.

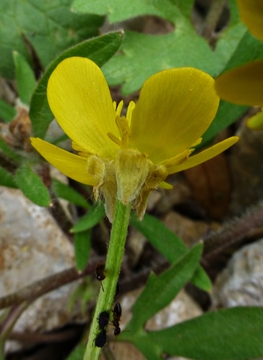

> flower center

[
  {"left": 87, "top": 101, "right": 169, "bottom": 221},
  {"left": 107, "top": 101, "right": 135, "bottom": 149}
]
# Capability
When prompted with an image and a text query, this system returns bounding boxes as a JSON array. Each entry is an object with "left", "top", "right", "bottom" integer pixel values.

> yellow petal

[
  {"left": 129, "top": 67, "right": 219, "bottom": 164},
  {"left": 166, "top": 136, "right": 239, "bottom": 174},
  {"left": 31, "top": 138, "right": 97, "bottom": 186},
  {"left": 215, "top": 60, "right": 263, "bottom": 106},
  {"left": 47, "top": 57, "right": 119, "bottom": 157},
  {"left": 247, "top": 108, "right": 263, "bottom": 130},
  {"left": 237, "top": 0, "right": 263, "bottom": 41}
]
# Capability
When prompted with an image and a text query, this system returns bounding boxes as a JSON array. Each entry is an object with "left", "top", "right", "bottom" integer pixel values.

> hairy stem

[
  {"left": 84, "top": 200, "right": 131, "bottom": 360},
  {"left": 202, "top": 201, "right": 263, "bottom": 260}
]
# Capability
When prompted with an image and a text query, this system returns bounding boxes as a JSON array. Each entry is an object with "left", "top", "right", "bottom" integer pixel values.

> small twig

[
  {"left": 202, "top": 201, "right": 263, "bottom": 261},
  {"left": 48, "top": 192, "right": 75, "bottom": 235},
  {"left": 0, "top": 256, "right": 105, "bottom": 310},
  {"left": 202, "top": 0, "right": 227, "bottom": 41},
  {"left": 0, "top": 303, "right": 28, "bottom": 336},
  {"left": 9, "top": 328, "right": 81, "bottom": 344},
  {"left": 0, "top": 302, "right": 29, "bottom": 358}
]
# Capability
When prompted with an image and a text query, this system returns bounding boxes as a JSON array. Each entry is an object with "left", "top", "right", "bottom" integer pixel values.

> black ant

[
  {"left": 94, "top": 329, "right": 107, "bottom": 348},
  {"left": 112, "top": 302, "right": 122, "bottom": 336},
  {"left": 95, "top": 263, "right": 106, "bottom": 291},
  {"left": 98, "top": 310, "right": 109, "bottom": 330},
  {"left": 94, "top": 310, "right": 109, "bottom": 348}
]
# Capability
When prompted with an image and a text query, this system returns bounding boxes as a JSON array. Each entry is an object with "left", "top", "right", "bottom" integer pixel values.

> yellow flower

[
  {"left": 215, "top": 0, "right": 263, "bottom": 129},
  {"left": 31, "top": 57, "right": 238, "bottom": 220}
]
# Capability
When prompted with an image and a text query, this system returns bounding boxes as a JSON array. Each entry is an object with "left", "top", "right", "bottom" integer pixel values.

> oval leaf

[
  {"left": 15, "top": 164, "right": 50, "bottom": 206},
  {"left": 147, "top": 307, "right": 263, "bottom": 360},
  {"left": 71, "top": 203, "right": 105, "bottom": 233},
  {"left": 74, "top": 230, "right": 91, "bottom": 271},
  {"left": 52, "top": 178, "right": 89, "bottom": 208},
  {"left": 13, "top": 51, "right": 36, "bottom": 105},
  {"left": 128, "top": 243, "right": 203, "bottom": 331}
]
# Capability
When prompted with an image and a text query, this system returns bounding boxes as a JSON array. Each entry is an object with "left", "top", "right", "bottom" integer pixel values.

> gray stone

[
  {"left": 212, "top": 238, "right": 263, "bottom": 308},
  {"left": 0, "top": 187, "right": 84, "bottom": 351}
]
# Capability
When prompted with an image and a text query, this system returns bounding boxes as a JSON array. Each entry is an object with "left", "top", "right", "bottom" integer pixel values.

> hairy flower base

[{"left": 85, "top": 147, "right": 168, "bottom": 220}]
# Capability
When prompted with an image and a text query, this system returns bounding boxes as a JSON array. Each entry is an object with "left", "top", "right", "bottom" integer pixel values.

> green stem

[{"left": 83, "top": 200, "right": 131, "bottom": 360}]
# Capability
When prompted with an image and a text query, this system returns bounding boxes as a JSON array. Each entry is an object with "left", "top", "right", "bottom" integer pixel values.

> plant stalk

[{"left": 83, "top": 199, "right": 131, "bottom": 360}]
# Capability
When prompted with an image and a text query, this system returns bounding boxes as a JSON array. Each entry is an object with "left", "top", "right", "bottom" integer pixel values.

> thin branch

[
  {"left": 202, "top": 201, "right": 263, "bottom": 261},
  {"left": 202, "top": 0, "right": 227, "bottom": 41},
  {"left": 0, "top": 256, "right": 105, "bottom": 310},
  {"left": 9, "top": 328, "right": 81, "bottom": 344}
]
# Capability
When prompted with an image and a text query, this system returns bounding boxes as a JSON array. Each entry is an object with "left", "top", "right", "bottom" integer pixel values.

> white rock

[
  {"left": 212, "top": 238, "right": 263, "bottom": 308},
  {"left": 0, "top": 187, "right": 83, "bottom": 351}
]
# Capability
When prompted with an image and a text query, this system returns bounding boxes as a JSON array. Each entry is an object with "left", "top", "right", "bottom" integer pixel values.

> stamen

[
  {"left": 107, "top": 132, "right": 122, "bottom": 146},
  {"left": 126, "top": 101, "right": 135, "bottom": 125},
  {"left": 116, "top": 116, "right": 130, "bottom": 147},
  {"left": 116, "top": 101, "right": 124, "bottom": 116},
  {"left": 110, "top": 102, "right": 132, "bottom": 148}
]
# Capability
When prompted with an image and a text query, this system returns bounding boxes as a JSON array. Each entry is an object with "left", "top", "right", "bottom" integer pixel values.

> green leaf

[
  {"left": 51, "top": 178, "right": 89, "bottom": 209},
  {"left": 71, "top": 203, "right": 105, "bottom": 233},
  {"left": 190, "top": 265, "right": 211, "bottom": 292},
  {"left": 13, "top": 51, "right": 36, "bottom": 105},
  {"left": 130, "top": 213, "right": 211, "bottom": 291},
  {"left": 103, "top": 29, "right": 220, "bottom": 96},
  {"left": 126, "top": 243, "right": 203, "bottom": 332},
  {"left": 168, "top": 0, "right": 195, "bottom": 19},
  {"left": 146, "top": 307, "right": 263, "bottom": 360},
  {"left": 217, "top": 30, "right": 263, "bottom": 74},
  {"left": 228, "top": 0, "right": 241, "bottom": 26},
  {"left": 15, "top": 164, "right": 50, "bottom": 206},
  {"left": 0, "top": 137, "right": 22, "bottom": 162},
  {"left": 74, "top": 230, "right": 91, "bottom": 271},
  {"left": 214, "top": 23, "right": 247, "bottom": 73},
  {"left": 29, "top": 31, "right": 124, "bottom": 138},
  {"left": 130, "top": 339, "right": 161, "bottom": 360},
  {"left": 0, "top": 0, "right": 103, "bottom": 79},
  {"left": 0, "top": 167, "right": 17, "bottom": 188},
  {"left": 72, "top": 0, "right": 186, "bottom": 23},
  {"left": 0, "top": 99, "right": 16, "bottom": 123},
  {"left": 51, "top": 134, "right": 69, "bottom": 145}
]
